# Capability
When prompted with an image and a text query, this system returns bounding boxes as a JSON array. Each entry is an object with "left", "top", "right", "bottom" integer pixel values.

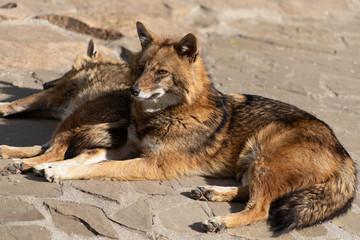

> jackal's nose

[{"left": 130, "top": 86, "right": 141, "bottom": 96}]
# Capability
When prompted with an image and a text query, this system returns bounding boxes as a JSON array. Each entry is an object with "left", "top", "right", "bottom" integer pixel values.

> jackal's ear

[
  {"left": 120, "top": 46, "right": 136, "bottom": 64},
  {"left": 87, "top": 39, "right": 102, "bottom": 60},
  {"left": 176, "top": 33, "right": 198, "bottom": 63},
  {"left": 136, "top": 22, "right": 154, "bottom": 50}
]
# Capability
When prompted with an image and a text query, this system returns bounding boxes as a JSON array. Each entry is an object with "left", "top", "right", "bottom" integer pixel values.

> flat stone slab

[
  {"left": 110, "top": 196, "right": 152, "bottom": 232},
  {"left": 0, "top": 225, "right": 51, "bottom": 240},
  {"left": 71, "top": 179, "right": 132, "bottom": 204},
  {"left": 0, "top": 197, "right": 44, "bottom": 223},
  {"left": 0, "top": 173, "right": 62, "bottom": 198},
  {"left": 296, "top": 224, "right": 328, "bottom": 238},
  {"left": 45, "top": 199, "right": 118, "bottom": 239},
  {"left": 227, "top": 221, "right": 294, "bottom": 239},
  {"left": 331, "top": 210, "right": 360, "bottom": 235},
  {"left": 130, "top": 180, "right": 176, "bottom": 195},
  {"left": 50, "top": 208, "right": 96, "bottom": 237},
  {"left": 159, "top": 202, "right": 209, "bottom": 233}
]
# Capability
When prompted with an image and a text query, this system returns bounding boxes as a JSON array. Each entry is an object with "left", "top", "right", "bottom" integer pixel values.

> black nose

[{"left": 130, "top": 86, "right": 141, "bottom": 96}]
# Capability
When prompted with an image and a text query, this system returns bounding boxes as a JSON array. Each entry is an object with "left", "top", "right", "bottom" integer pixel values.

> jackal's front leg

[
  {"left": 43, "top": 157, "right": 173, "bottom": 182},
  {"left": 0, "top": 90, "right": 54, "bottom": 117}
]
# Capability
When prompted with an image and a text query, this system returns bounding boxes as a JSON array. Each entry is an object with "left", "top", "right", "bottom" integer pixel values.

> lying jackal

[{"left": 1, "top": 23, "right": 356, "bottom": 235}]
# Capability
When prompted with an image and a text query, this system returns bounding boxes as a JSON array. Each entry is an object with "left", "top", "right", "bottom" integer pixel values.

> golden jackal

[{"left": 3, "top": 23, "right": 357, "bottom": 235}]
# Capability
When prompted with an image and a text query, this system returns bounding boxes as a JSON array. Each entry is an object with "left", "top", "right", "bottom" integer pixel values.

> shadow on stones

[
  {"left": 0, "top": 81, "right": 40, "bottom": 102},
  {"left": 0, "top": 117, "right": 58, "bottom": 146},
  {"left": 23, "top": 172, "right": 49, "bottom": 182},
  {"left": 35, "top": 15, "right": 123, "bottom": 40},
  {"left": 0, "top": 2, "right": 17, "bottom": 9},
  {"left": 189, "top": 222, "right": 203, "bottom": 233},
  {"left": 180, "top": 191, "right": 193, "bottom": 199}
]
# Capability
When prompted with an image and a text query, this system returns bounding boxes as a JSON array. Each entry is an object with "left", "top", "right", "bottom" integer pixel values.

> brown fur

[{"left": 2, "top": 23, "right": 356, "bottom": 235}]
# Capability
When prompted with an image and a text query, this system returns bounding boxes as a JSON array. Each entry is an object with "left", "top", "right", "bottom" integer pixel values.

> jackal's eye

[
  {"left": 136, "top": 66, "right": 145, "bottom": 77},
  {"left": 156, "top": 69, "right": 168, "bottom": 75}
]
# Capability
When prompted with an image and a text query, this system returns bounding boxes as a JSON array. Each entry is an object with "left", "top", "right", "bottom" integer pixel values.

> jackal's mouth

[
  {"left": 132, "top": 92, "right": 162, "bottom": 101},
  {"left": 131, "top": 88, "right": 165, "bottom": 101}
]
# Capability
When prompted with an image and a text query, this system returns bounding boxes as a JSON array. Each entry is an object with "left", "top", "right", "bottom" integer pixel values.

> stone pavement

[{"left": 0, "top": 0, "right": 359, "bottom": 239}]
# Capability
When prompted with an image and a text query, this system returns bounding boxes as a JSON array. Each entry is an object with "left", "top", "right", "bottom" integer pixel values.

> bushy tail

[{"left": 267, "top": 168, "right": 356, "bottom": 235}]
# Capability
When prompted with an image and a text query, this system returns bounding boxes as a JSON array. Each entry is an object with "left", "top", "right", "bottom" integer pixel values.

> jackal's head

[{"left": 130, "top": 22, "right": 209, "bottom": 113}]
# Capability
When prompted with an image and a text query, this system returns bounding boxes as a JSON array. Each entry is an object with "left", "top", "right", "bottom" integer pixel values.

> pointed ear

[
  {"left": 87, "top": 39, "right": 96, "bottom": 57},
  {"left": 175, "top": 34, "right": 198, "bottom": 62},
  {"left": 120, "top": 46, "right": 136, "bottom": 64},
  {"left": 87, "top": 39, "right": 102, "bottom": 60},
  {"left": 136, "top": 21, "right": 153, "bottom": 50}
]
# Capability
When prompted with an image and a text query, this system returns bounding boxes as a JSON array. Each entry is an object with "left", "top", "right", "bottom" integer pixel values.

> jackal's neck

[{"left": 184, "top": 56, "right": 215, "bottom": 105}]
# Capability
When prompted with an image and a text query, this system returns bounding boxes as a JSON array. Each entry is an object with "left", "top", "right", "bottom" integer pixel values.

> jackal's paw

[
  {"left": 33, "top": 163, "right": 53, "bottom": 177},
  {"left": 0, "top": 102, "right": 10, "bottom": 117},
  {"left": 202, "top": 218, "right": 226, "bottom": 233},
  {"left": 44, "top": 166, "right": 69, "bottom": 183},
  {"left": 191, "top": 187, "right": 213, "bottom": 201}
]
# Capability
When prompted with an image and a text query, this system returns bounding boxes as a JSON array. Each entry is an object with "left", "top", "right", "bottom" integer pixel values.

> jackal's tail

[
  {"left": 267, "top": 161, "right": 356, "bottom": 235},
  {"left": 64, "top": 121, "right": 128, "bottom": 159}
]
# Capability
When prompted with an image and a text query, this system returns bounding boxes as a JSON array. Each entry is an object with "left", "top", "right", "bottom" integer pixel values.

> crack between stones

[
  {"left": 108, "top": 215, "right": 150, "bottom": 235},
  {"left": 45, "top": 201, "right": 123, "bottom": 239},
  {"left": 45, "top": 204, "right": 108, "bottom": 238},
  {"left": 196, "top": 201, "right": 215, "bottom": 219},
  {"left": 71, "top": 185, "right": 121, "bottom": 204}
]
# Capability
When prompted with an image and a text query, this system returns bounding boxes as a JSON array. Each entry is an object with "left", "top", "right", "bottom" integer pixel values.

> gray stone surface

[
  {"left": 50, "top": 209, "right": 96, "bottom": 237},
  {"left": 227, "top": 221, "right": 294, "bottom": 239},
  {"left": 0, "top": 1, "right": 359, "bottom": 240},
  {"left": 296, "top": 225, "right": 328, "bottom": 238},
  {"left": 71, "top": 179, "right": 128, "bottom": 203},
  {"left": 0, "top": 198, "right": 44, "bottom": 223},
  {"left": 0, "top": 225, "right": 51, "bottom": 240},
  {"left": 45, "top": 199, "right": 118, "bottom": 239},
  {"left": 0, "top": 174, "right": 62, "bottom": 198},
  {"left": 111, "top": 196, "right": 152, "bottom": 232},
  {"left": 159, "top": 202, "right": 209, "bottom": 233},
  {"left": 331, "top": 210, "right": 360, "bottom": 235},
  {"left": 130, "top": 180, "right": 177, "bottom": 196}
]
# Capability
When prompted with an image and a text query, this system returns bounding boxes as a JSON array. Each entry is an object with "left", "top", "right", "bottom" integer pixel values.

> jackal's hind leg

[
  {"left": 191, "top": 186, "right": 249, "bottom": 202},
  {"left": 202, "top": 202, "right": 270, "bottom": 233},
  {"left": 0, "top": 145, "right": 47, "bottom": 159},
  {"left": 200, "top": 186, "right": 271, "bottom": 232}
]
